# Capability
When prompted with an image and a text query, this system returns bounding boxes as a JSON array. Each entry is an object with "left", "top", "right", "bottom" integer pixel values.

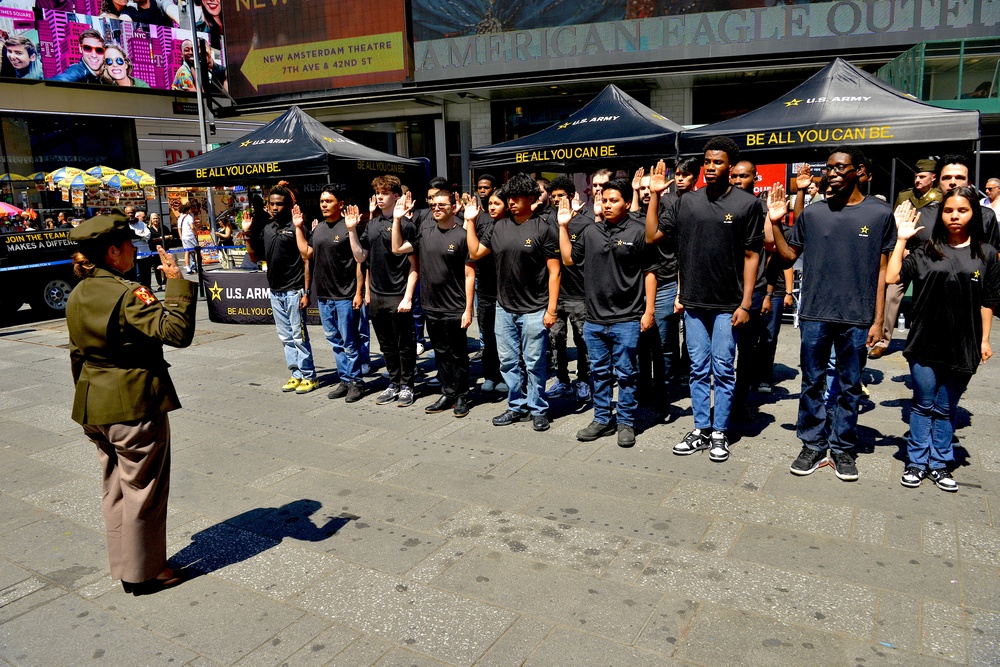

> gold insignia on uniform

[
  {"left": 860, "top": 226, "right": 869, "bottom": 234},
  {"left": 133, "top": 285, "right": 157, "bottom": 305},
  {"left": 208, "top": 281, "right": 223, "bottom": 301}
]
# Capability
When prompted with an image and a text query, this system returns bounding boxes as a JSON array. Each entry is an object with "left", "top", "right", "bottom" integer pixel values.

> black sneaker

[
  {"left": 617, "top": 424, "right": 636, "bottom": 448},
  {"left": 453, "top": 396, "right": 470, "bottom": 418},
  {"left": 345, "top": 382, "right": 364, "bottom": 403},
  {"left": 424, "top": 395, "right": 454, "bottom": 414},
  {"left": 928, "top": 468, "right": 958, "bottom": 492},
  {"left": 492, "top": 409, "right": 528, "bottom": 426},
  {"left": 708, "top": 431, "right": 730, "bottom": 462},
  {"left": 829, "top": 450, "right": 859, "bottom": 481},
  {"left": 327, "top": 382, "right": 349, "bottom": 400},
  {"left": 673, "top": 429, "right": 710, "bottom": 456},
  {"left": 789, "top": 446, "right": 826, "bottom": 476},
  {"left": 900, "top": 466, "right": 926, "bottom": 488},
  {"left": 576, "top": 420, "right": 616, "bottom": 442},
  {"left": 532, "top": 414, "right": 551, "bottom": 432}
]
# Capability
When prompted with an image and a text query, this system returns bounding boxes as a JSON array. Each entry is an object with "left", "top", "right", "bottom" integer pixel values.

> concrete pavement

[{"left": 1, "top": 298, "right": 998, "bottom": 666}]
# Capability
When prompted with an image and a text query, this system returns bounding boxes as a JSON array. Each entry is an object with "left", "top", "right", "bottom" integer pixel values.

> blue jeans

[
  {"left": 495, "top": 306, "right": 548, "bottom": 416},
  {"left": 584, "top": 320, "right": 641, "bottom": 426},
  {"left": 654, "top": 281, "right": 680, "bottom": 386},
  {"left": 318, "top": 299, "right": 361, "bottom": 384},
  {"left": 758, "top": 294, "right": 786, "bottom": 385},
  {"left": 907, "top": 361, "right": 969, "bottom": 471},
  {"left": 684, "top": 308, "right": 738, "bottom": 432},
  {"left": 798, "top": 320, "right": 868, "bottom": 453},
  {"left": 270, "top": 290, "right": 315, "bottom": 380}
]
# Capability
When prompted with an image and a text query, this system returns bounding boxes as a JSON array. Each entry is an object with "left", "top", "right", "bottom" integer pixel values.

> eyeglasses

[
  {"left": 82, "top": 45, "right": 105, "bottom": 54},
  {"left": 429, "top": 203, "right": 452, "bottom": 210},
  {"left": 824, "top": 163, "right": 855, "bottom": 174},
  {"left": 105, "top": 57, "right": 126, "bottom": 66}
]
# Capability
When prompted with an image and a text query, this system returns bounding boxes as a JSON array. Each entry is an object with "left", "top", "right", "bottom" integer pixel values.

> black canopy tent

[
  {"left": 156, "top": 106, "right": 428, "bottom": 191},
  {"left": 677, "top": 58, "right": 981, "bottom": 157},
  {"left": 470, "top": 85, "right": 683, "bottom": 171}
]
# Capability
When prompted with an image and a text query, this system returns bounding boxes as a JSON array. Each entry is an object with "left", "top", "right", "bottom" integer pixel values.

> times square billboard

[{"left": 0, "top": 0, "right": 221, "bottom": 92}]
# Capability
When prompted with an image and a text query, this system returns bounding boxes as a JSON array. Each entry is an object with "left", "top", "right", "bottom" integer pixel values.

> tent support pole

[
  {"left": 975, "top": 140, "right": 981, "bottom": 189},
  {"left": 890, "top": 157, "right": 897, "bottom": 208}
]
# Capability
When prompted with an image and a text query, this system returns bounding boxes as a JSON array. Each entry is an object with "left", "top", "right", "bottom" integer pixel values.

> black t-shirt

[
  {"left": 480, "top": 214, "right": 559, "bottom": 314},
  {"left": 361, "top": 210, "right": 415, "bottom": 296},
  {"left": 764, "top": 251, "right": 789, "bottom": 295},
  {"left": 901, "top": 243, "right": 1000, "bottom": 373},
  {"left": 908, "top": 201, "right": 1000, "bottom": 250},
  {"left": 255, "top": 218, "right": 305, "bottom": 292},
  {"left": 414, "top": 221, "right": 471, "bottom": 315},
  {"left": 309, "top": 217, "right": 357, "bottom": 300},
  {"left": 648, "top": 195, "right": 677, "bottom": 285},
  {"left": 660, "top": 186, "right": 764, "bottom": 310},
  {"left": 472, "top": 211, "right": 498, "bottom": 299},
  {"left": 560, "top": 215, "right": 590, "bottom": 301},
  {"left": 788, "top": 196, "right": 896, "bottom": 326},
  {"left": 571, "top": 215, "right": 652, "bottom": 324}
]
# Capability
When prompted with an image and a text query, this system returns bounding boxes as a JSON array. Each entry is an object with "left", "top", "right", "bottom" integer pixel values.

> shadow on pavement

[{"left": 170, "top": 499, "right": 357, "bottom": 576}]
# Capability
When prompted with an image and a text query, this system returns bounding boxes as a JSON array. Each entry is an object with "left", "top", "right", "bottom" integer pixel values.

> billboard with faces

[{"left": 0, "top": 0, "right": 224, "bottom": 93}]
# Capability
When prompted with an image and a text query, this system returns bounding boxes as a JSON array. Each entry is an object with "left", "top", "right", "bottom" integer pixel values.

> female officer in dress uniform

[{"left": 67, "top": 209, "right": 197, "bottom": 595}]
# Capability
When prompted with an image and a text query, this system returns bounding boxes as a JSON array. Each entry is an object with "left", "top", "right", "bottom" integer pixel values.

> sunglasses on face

[
  {"left": 429, "top": 203, "right": 452, "bottom": 209},
  {"left": 824, "top": 163, "right": 855, "bottom": 174},
  {"left": 106, "top": 57, "right": 126, "bottom": 66},
  {"left": 82, "top": 45, "right": 105, "bottom": 54}
]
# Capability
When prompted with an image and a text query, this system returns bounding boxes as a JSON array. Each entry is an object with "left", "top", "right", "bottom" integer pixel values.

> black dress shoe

[
  {"left": 532, "top": 414, "right": 550, "bottom": 432},
  {"left": 122, "top": 568, "right": 188, "bottom": 596},
  {"left": 425, "top": 395, "right": 455, "bottom": 413},
  {"left": 453, "top": 396, "right": 470, "bottom": 417},
  {"left": 492, "top": 409, "right": 528, "bottom": 426}
]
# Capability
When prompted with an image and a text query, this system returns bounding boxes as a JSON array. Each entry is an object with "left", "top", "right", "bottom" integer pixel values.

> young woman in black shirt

[{"left": 887, "top": 186, "right": 1000, "bottom": 491}]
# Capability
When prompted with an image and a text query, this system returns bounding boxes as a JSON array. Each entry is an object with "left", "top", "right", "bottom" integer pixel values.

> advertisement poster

[
  {"left": 0, "top": 1, "right": 224, "bottom": 93},
  {"left": 225, "top": 0, "right": 410, "bottom": 99}
]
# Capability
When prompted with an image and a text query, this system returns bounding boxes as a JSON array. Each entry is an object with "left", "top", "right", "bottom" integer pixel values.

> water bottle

[{"left": 898, "top": 314, "right": 906, "bottom": 331}]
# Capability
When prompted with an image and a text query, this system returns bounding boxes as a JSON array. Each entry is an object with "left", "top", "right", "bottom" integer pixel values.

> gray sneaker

[
  {"left": 397, "top": 385, "right": 414, "bottom": 407},
  {"left": 375, "top": 384, "right": 398, "bottom": 405}
]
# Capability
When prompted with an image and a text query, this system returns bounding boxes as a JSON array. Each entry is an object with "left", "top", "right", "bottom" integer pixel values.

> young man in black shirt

[
  {"left": 468, "top": 173, "right": 561, "bottom": 431},
  {"left": 347, "top": 175, "right": 418, "bottom": 407},
  {"left": 392, "top": 190, "right": 475, "bottom": 417},
  {"left": 729, "top": 160, "right": 776, "bottom": 421},
  {"left": 547, "top": 176, "right": 591, "bottom": 403},
  {"left": 646, "top": 138, "right": 763, "bottom": 463},
  {"left": 293, "top": 183, "right": 365, "bottom": 403},
  {"left": 245, "top": 185, "right": 317, "bottom": 394},
  {"left": 558, "top": 179, "right": 655, "bottom": 447},
  {"left": 768, "top": 145, "right": 895, "bottom": 481}
]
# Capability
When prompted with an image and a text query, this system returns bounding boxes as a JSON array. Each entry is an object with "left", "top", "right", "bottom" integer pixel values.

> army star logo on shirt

[
  {"left": 334, "top": 234, "right": 340, "bottom": 242},
  {"left": 616, "top": 239, "right": 624, "bottom": 246},
  {"left": 723, "top": 213, "right": 733, "bottom": 223},
  {"left": 447, "top": 243, "right": 455, "bottom": 252},
  {"left": 524, "top": 238, "right": 533, "bottom": 246},
  {"left": 973, "top": 270, "right": 981, "bottom": 281},
  {"left": 570, "top": 234, "right": 577, "bottom": 241},
  {"left": 859, "top": 226, "right": 870, "bottom": 238}
]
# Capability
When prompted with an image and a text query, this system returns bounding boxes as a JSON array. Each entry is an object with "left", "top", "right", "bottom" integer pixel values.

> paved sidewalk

[{"left": 1, "top": 302, "right": 998, "bottom": 666}]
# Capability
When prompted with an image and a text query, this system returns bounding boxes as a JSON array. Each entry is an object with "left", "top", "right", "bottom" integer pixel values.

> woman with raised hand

[{"left": 887, "top": 187, "right": 1000, "bottom": 492}]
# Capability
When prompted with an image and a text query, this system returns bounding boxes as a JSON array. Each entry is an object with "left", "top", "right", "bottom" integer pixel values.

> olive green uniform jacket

[
  {"left": 67, "top": 268, "right": 197, "bottom": 425},
  {"left": 894, "top": 187, "right": 943, "bottom": 210}
]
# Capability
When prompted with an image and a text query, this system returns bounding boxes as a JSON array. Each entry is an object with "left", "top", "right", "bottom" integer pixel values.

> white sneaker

[
  {"left": 576, "top": 382, "right": 592, "bottom": 402},
  {"left": 416, "top": 342, "right": 426, "bottom": 356},
  {"left": 708, "top": 431, "right": 730, "bottom": 462}
]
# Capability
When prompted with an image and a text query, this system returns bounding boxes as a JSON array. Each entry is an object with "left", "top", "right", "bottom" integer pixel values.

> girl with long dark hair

[{"left": 887, "top": 186, "right": 1000, "bottom": 491}]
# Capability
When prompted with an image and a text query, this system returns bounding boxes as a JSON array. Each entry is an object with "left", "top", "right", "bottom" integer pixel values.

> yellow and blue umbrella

[
  {"left": 58, "top": 173, "right": 103, "bottom": 189},
  {"left": 46, "top": 166, "right": 84, "bottom": 183},
  {"left": 102, "top": 174, "right": 139, "bottom": 189},
  {"left": 0, "top": 173, "right": 28, "bottom": 183},
  {"left": 86, "top": 165, "right": 121, "bottom": 178},
  {"left": 122, "top": 168, "right": 151, "bottom": 182}
]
